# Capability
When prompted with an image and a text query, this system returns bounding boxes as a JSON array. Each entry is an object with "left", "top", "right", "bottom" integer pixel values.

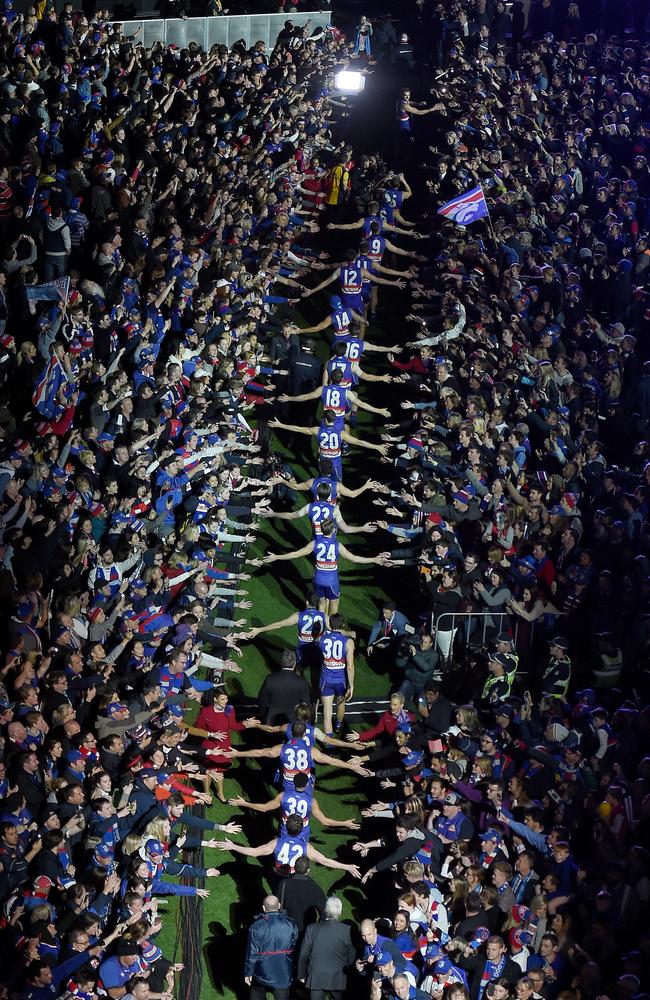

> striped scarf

[{"left": 479, "top": 956, "right": 506, "bottom": 999}]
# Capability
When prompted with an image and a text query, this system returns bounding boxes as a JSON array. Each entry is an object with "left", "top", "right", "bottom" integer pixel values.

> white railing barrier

[
  {"left": 117, "top": 11, "right": 331, "bottom": 51},
  {"left": 433, "top": 609, "right": 565, "bottom": 667}
]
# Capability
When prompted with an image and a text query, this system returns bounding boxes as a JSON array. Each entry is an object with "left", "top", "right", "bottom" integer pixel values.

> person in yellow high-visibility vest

[{"left": 324, "top": 152, "right": 352, "bottom": 224}]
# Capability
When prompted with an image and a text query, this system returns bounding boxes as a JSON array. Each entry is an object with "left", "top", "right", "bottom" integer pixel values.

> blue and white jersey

[
  {"left": 274, "top": 831, "right": 308, "bottom": 871},
  {"left": 308, "top": 500, "right": 337, "bottom": 530},
  {"left": 310, "top": 477, "right": 338, "bottom": 503},
  {"left": 382, "top": 187, "right": 404, "bottom": 224},
  {"left": 326, "top": 356, "right": 355, "bottom": 388},
  {"left": 321, "top": 383, "right": 349, "bottom": 418},
  {"left": 355, "top": 253, "right": 374, "bottom": 287},
  {"left": 340, "top": 263, "right": 363, "bottom": 295},
  {"left": 280, "top": 788, "right": 313, "bottom": 835},
  {"left": 318, "top": 630, "right": 348, "bottom": 682},
  {"left": 284, "top": 720, "right": 316, "bottom": 745},
  {"left": 280, "top": 738, "right": 314, "bottom": 788},
  {"left": 366, "top": 233, "right": 386, "bottom": 262},
  {"left": 317, "top": 423, "right": 342, "bottom": 461},
  {"left": 396, "top": 98, "right": 411, "bottom": 131},
  {"left": 313, "top": 533, "right": 339, "bottom": 585},
  {"left": 361, "top": 214, "right": 384, "bottom": 237},
  {"left": 296, "top": 611, "right": 327, "bottom": 647},
  {"left": 331, "top": 306, "right": 352, "bottom": 335}
]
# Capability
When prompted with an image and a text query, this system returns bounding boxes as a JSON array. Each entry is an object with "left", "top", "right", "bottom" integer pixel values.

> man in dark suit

[
  {"left": 367, "top": 600, "right": 410, "bottom": 650},
  {"left": 297, "top": 895, "right": 355, "bottom": 1000},
  {"left": 13, "top": 750, "right": 46, "bottom": 817},
  {"left": 278, "top": 856, "right": 326, "bottom": 932},
  {"left": 257, "top": 651, "right": 310, "bottom": 725},
  {"left": 367, "top": 599, "right": 411, "bottom": 673}
]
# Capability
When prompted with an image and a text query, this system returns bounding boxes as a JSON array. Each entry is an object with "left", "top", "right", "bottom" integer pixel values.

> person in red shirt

[
  {"left": 345, "top": 692, "right": 414, "bottom": 746},
  {"left": 532, "top": 540, "right": 556, "bottom": 589},
  {"left": 193, "top": 686, "right": 255, "bottom": 802}
]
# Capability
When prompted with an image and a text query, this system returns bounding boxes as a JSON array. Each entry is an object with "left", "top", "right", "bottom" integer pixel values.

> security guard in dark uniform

[
  {"left": 542, "top": 636, "right": 571, "bottom": 700},
  {"left": 289, "top": 338, "right": 322, "bottom": 397}
]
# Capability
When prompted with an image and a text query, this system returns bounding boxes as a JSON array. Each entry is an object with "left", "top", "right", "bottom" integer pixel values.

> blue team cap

[
  {"left": 433, "top": 958, "right": 453, "bottom": 975},
  {"left": 376, "top": 952, "right": 395, "bottom": 968},
  {"left": 481, "top": 828, "right": 503, "bottom": 844},
  {"left": 403, "top": 750, "right": 424, "bottom": 769}
]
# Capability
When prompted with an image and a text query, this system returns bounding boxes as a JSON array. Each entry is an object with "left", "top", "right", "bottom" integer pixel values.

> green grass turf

[{"left": 156, "top": 312, "right": 406, "bottom": 997}]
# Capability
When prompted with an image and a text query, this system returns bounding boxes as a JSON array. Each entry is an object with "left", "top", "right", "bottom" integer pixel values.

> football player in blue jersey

[
  {"left": 277, "top": 366, "right": 391, "bottom": 421},
  {"left": 253, "top": 480, "right": 377, "bottom": 535},
  {"left": 270, "top": 409, "right": 389, "bottom": 487},
  {"left": 318, "top": 613, "right": 356, "bottom": 735},
  {"left": 272, "top": 458, "right": 388, "bottom": 502},
  {"left": 228, "top": 771, "right": 360, "bottom": 833},
  {"left": 250, "top": 517, "right": 392, "bottom": 616},
  {"left": 325, "top": 199, "right": 419, "bottom": 238},
  {"left": 207, "top": 720, "right": 371, "bottom": 776},
  {"left": 216, "top": 813, "right": 362, "bottom": 880}
]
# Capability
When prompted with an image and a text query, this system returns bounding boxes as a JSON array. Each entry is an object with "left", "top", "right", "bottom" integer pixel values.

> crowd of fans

[{"left": 1, "top": 2, "right": 650, "bottom": 1000}]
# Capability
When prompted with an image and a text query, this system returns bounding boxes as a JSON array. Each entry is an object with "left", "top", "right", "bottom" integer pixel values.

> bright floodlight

[{"left": 335, "top": 70, "right": 365, "bottom": 94}]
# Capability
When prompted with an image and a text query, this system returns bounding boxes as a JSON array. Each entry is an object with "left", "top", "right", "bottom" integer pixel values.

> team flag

[
  {"left": 25, "top": 276, "right": 70, "bottom": 309},
  {"left": 32, "top": 354, "right": 69, "bottom": 419},
  {"left": 437, "top": 185, "right": 489, "bottom": 226}
]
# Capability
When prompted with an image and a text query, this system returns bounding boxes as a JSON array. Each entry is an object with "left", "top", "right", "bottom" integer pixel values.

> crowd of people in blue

[{"left": 1, "top": 1, "right": 650, "bottom": 1000}]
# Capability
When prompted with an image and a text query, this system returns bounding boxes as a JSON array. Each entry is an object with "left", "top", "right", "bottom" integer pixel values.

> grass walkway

[{"left": 156, "top": 315, "right": 409, "bottom": 998}]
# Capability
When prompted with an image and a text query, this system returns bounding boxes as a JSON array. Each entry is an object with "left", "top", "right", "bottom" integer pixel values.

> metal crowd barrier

[
  {"left": 433, "top": 609, "right": 565, "bottom": 667},
  {"left": 118, "top": 10, "right": 332, "bottom": 50}
]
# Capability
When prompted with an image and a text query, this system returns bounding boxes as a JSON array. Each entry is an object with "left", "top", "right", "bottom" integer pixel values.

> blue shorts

[
  {"left": 320, "top": 676, "right": 347, "bottom": 697},
  {"left": 314, "top": 579, "right": 340, "bottom": 601},
  {"left": 361, "top": 284, "right": 372, "bottom": 304},
  {"left": 341, "top": 292, "right": 364, "bottom": 314}
]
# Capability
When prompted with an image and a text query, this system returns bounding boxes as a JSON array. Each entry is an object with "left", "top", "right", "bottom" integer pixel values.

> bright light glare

[{"left": 335, "top": 70, "right": 365, "bottom": 94}]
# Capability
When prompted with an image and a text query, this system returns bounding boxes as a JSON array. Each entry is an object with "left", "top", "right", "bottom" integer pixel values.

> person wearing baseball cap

[
  {"left": 494, "top": 702, "right": 515, "bottom": 731},
  {"left": 62, "top": 749, "right": 87, "bottom": 784},
  {"left": 423, "top": 792, "right": 475, "bottom": 875},
  {"left": 375, "top": 950, "right": 418, "bottom": 988},
  {"left": 542, "top": 638, "right": 571, "bottom": 700},
  {"left": 494, "top": 631, "right": 514, "bottom": 650},
  {"left": 91, "top": 840, "right": 116, "bottom": 874},
  {"left": 98, "top": 941, "right": 143, "bottom": 993},
  {"left": 139, "top": 832, "right": 220, "bottom": 888},
  {"left": 479, "top": 828, "right": 505, "bottom": 866},
  {"left": 403, "top": 749, "right": 424, "bottom": 774},
  {"left": 430, "top": 956, "right": 469, "bottom": 989},
  {"left": 482, "top": 652, "right": 515, "bottom": 706}
]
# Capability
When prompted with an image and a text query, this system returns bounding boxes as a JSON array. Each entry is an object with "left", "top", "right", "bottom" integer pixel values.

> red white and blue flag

[
  {"left": 32, "top": 354, "right": 68, "bottom": 419},
  {"left": 437, "top": 185, "right": 489, "bottom": 226}
]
